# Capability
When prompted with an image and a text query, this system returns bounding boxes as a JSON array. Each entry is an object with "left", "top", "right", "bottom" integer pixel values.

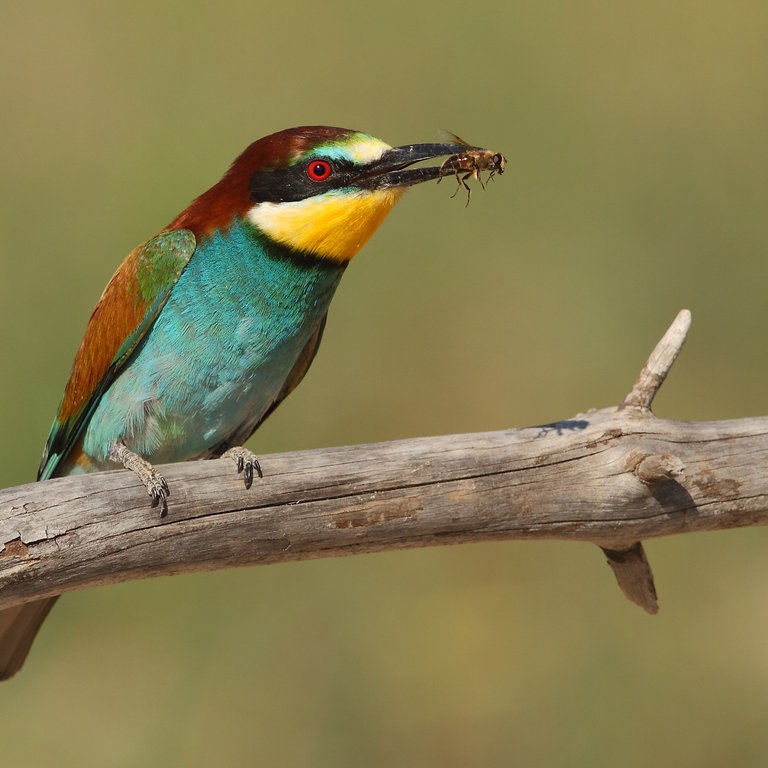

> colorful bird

[{"left": 0, "top": 126, "right": 489, "bottom": 679}]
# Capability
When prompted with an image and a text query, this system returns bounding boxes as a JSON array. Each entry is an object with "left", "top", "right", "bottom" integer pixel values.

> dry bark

[{"left": 2, "top": 310, "right": 762, "bottom": 614}]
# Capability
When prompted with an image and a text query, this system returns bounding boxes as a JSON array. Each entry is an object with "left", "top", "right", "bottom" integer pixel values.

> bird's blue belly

[{"left": 81, "top": 220, "right": 344, "bottom": 466}]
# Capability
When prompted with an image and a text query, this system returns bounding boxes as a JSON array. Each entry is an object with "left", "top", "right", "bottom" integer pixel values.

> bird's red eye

[{"left": 307, "top": 160, "right": 332, "bottom": 181}]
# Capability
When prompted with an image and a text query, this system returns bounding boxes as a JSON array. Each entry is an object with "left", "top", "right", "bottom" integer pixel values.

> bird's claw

[
  {"left": 109, "top": 441, "right": 170, "bottom": 517},
  {"left": 222, "top": 446, "right": 263, "bottom": 489},
  {"left": 147, "top": 474, "right": 170, "bottom": 517}
]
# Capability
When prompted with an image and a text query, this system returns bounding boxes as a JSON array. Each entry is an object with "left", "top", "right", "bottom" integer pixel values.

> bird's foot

[
  {"left": 108, "top": 441, "right": 170, "bottom": 517},
  {"left": 222, "top": 446, "right": 263, "bottom": 489}
]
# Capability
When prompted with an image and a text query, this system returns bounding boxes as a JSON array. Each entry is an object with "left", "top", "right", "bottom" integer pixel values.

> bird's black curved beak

[{"left": 354, "top": 142, "right": 474, "bottom": 190}]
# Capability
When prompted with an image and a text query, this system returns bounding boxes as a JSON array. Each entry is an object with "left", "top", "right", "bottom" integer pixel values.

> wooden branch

[
  {"left": 2, "top": 310, "right": 767, "bottom": 614},
  {"left": 622, "top": 309, "right": 691, "bottom": 409}
]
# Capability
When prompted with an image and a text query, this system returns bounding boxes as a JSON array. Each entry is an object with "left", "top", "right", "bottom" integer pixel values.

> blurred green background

[{"left": 2, "top": 1, "right": 768, "bottom": 765}]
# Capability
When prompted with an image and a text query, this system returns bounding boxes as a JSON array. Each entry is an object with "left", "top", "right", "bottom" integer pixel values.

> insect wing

[{"left": 437, "top": 129, "right": 473, "bottom": 148}]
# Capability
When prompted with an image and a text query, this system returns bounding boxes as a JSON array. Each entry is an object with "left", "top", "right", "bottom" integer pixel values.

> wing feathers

[{"left": 39, "top": 229, "right": 196, "bottom": 479}]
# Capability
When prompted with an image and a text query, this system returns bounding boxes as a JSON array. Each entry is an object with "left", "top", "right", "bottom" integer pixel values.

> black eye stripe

[{"left": 249, "top": 157, "right": 357, "bottom": 203}]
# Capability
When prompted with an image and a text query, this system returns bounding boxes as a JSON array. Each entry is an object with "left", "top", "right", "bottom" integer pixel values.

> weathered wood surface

[
  {"left": 1, "top": 407, "right": 767, "bottom": 611},
  {"left": 1, "top": 310, "right": 764, "bottom": 613}
]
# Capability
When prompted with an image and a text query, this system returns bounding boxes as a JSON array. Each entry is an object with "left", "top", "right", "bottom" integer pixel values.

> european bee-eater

[{"left": 0, "top": 125, "right": 488, "bottom": 679}]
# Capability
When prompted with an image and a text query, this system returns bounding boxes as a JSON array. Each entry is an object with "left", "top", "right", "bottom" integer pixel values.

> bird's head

[{"left": 171, "top": 126, "right": 469, "bottom": 262}]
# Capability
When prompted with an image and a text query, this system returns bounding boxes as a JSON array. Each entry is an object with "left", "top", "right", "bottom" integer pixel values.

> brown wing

[{"left": 39, "top": 230, "right": 196, "bottom": 479}]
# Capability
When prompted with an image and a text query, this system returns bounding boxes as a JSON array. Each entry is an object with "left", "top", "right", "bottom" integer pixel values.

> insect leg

[
  {"left": 449, "top": 169, "right": 463, "bottom": 199},
  {"left": 461, "top": 171, "right": 473, "bottom": 206}
]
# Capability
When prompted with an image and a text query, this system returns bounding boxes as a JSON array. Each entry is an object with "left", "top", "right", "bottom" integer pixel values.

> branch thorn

[
  {"left": 622, "top": 309, "right": 691, "bottom": 410},
  {"left": 600, "top": 542, "right": 659, "bottom": 614}
]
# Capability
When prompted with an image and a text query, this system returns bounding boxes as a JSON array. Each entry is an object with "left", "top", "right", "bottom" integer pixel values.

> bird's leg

[
  {"left": 221, "top": 446, "right": 263, "bottom": 489},
  {"left": 108, "top": 441, "right": 170, "bottom": 516}
]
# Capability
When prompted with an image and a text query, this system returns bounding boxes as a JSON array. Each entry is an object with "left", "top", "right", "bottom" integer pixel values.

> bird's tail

[{"left": 0, "top": 597, "right": 58, "bottom": 680}]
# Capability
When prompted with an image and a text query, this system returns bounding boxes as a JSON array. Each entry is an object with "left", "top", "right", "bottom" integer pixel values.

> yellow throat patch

[{"left": 247, "top": 187, "right": 405, "bottom": 263}]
